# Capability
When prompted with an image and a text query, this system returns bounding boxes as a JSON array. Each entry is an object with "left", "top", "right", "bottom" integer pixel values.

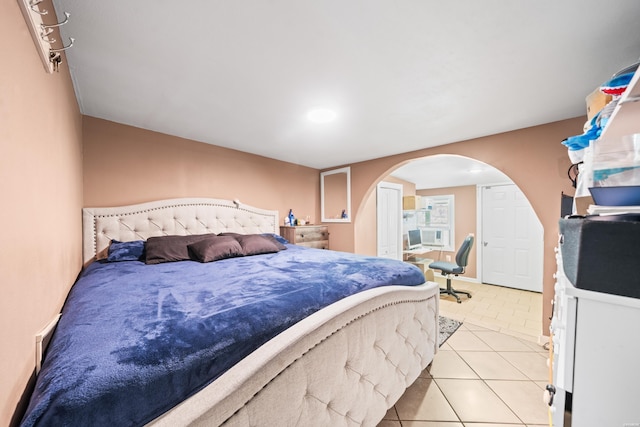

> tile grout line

[
  {"left": 430, "top": 377, "right": 464, "bottom": 424},
  {"left": 435, "top": 330, "right": 524, "bottom": 425},
  {"left": 447, "top": 326, "right": 538, "bottom": 425},
  {"left": 467, "top": 326, "right": 548, "bottom": 382}
]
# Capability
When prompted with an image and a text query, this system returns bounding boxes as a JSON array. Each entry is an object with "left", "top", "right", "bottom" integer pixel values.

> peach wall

[
  {"left": 354, "top": 176, "right": 416, "bottom": 257},
  {"left": 350, "top": 117, "right": 582, "bottom": 336},
  {"left": 1, "top": 2, "right": 83, "bottom": 425},
  {"left": 417, "top": 186, "right": 477, "bottom": 278},
  {"left": 356, "top": 192, "right": 378, "bottom": 255},
  {"left": 82, "top": 117, "right": 320, "bottom": 227},
  {"left": 385, "top": 175, "right": 416, "bottom": 196}
]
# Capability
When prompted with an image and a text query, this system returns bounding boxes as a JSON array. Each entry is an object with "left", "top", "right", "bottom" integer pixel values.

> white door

[
  {"left": 481, "top": 184, "right": 543, "bottom": 292},
  {"left": 377, "top": 182, "right": 403, "bottom": 260}
]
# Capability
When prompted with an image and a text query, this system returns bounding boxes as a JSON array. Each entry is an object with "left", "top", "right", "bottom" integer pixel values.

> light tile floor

[
  {"left": 377, "top": 279, "right": 551, "bottom": 427},
  {"left": 434, "top": 277, "right": 545, "bottom": 343}
]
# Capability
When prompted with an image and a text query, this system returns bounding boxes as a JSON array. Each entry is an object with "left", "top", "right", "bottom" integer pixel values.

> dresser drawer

[
  {"left": 293, "top": 226, "right": 328, "bottom": 243},
  {"left": 298, "top": 239, "right": 329, "bottom": 250},
  {"left": 280, "top": 225, "right": 329, "bottom": 249}
]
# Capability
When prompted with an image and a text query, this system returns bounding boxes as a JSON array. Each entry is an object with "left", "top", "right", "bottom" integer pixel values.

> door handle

[{"left": 483, "top": 242, "right": 488, "bottom": 247}]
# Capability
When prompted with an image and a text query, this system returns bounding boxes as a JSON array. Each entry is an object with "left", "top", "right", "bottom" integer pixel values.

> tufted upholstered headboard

[{"left": 82, "top": 198, "right": 279, "bottom": 264}]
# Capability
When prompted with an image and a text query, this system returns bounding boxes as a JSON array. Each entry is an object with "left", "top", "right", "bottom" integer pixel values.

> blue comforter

[{"left": 21, "top": 245, "right": 424, "bottom": 426}]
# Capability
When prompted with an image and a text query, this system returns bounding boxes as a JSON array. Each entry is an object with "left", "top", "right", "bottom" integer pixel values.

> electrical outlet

[{"left": 445, "top": 255, "right": 451, "bottom": 262}]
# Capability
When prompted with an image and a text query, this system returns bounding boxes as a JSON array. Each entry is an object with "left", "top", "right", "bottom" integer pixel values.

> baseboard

[
  {"left": 433, "top": 275, "right": 480, "bottom": 284},
  {"left": 35, "top": 314, "right": 61, "bottom": 374}
]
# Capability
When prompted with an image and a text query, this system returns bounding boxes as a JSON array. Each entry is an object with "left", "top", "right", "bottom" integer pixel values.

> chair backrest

[{"left": 455, "top": 235, "right": 474, "bottom": 269}]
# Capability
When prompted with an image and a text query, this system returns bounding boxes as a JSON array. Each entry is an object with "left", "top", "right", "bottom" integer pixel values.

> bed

[{"left": 21, "top": 198, "right": 439, "bottom": 427}]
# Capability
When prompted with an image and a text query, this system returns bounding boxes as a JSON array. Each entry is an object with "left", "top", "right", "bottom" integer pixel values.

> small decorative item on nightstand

[{"left": 279, "top": 225, "right": 329, "bottom": 250}]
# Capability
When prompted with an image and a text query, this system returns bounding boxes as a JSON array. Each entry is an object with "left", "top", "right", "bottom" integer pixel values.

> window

[{"left": 402, "top": 195, "right": 455, "bottom": 251}]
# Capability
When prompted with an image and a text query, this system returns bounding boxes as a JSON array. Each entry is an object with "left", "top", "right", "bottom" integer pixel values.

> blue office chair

[{"left": 429, "top": 235, "right": 474, "bottom": 303}]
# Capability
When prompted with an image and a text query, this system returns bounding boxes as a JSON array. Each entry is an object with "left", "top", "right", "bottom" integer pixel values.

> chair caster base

[{"left": 440, "top": 288, "right": 472, "bottom": 304}]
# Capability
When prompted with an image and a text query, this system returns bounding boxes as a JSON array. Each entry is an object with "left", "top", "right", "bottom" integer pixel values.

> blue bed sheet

[{"left": 21, "top": 245, "right": 424, "bottom": 426}]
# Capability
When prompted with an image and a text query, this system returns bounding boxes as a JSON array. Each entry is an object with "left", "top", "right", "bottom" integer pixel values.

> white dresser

[{"left": 549, "top": 244, "right": 640, "bottom": 426}]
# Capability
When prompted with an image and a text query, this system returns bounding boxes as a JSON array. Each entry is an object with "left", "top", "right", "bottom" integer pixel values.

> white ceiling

[
  {"left": 391, "top": 155, "right": 511, "bottom": 189},
  {"left": 52, "top": 0, "right": 640, "bottom": 171}
]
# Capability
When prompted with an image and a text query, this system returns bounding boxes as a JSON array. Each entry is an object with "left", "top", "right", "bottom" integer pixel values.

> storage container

[{"left": 559, "top": 215, "right": 640, "bottom": 299}]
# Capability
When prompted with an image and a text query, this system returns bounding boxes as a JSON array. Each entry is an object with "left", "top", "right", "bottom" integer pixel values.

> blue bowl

[{"left": 589, "top": 186, "right": 640, "bottom": 206}]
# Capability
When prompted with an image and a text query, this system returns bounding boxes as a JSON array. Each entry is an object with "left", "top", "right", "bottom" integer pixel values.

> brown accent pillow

[
  {"left": 234, "top": 234, "right": 283, "bottom": 256},
  {"left": 261, "top": 234, "right": 287, "bottom": 251},
  {"left": 218, "top": 232, "right": 287, "bottom": 251},
  {"left": 145, "top": 234, "right": 213, "bottom": 264},
  {"left": 187, "top": 235, "right": 243, "bottom": 263}
]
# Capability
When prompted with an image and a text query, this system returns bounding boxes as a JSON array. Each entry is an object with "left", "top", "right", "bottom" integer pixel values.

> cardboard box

[
  {"left": 585, "top": 88, "right": 612, "bottom": 121},
  {"left": 559, "top": 215, "right": 640, "bottom": 299},
  {"left": 573, "top": 195, "right": 593, "bottom": 216},
  {"left": 403, "top": 195, "right": 421, "bottom": 210}
]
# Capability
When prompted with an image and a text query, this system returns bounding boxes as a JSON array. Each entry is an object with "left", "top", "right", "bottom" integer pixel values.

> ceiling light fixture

[{"left": 307, "top": 108, "right": 337, "bottom": 123}]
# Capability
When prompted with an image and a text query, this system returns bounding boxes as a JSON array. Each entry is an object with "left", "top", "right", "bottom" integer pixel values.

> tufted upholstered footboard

[{"left": 149, "top": 282, "right": 439, "bottom": 427}]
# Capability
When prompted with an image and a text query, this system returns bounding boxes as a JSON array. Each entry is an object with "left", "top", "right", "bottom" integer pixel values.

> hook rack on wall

[{"left": 17, "top": 0, "right": 74, "bottom": 73}]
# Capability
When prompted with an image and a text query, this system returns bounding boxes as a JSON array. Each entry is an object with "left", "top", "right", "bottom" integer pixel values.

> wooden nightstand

[{"left": 280, "top": 225, "right": 329, "bottom": 249}]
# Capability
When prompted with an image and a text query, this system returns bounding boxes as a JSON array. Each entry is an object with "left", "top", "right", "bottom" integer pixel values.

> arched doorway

[
  {"left": 388, "top": 154, "right": 543, "bottom": 289},
  {"left": 360, "top": 154, "right": 545, "bottom": 339}
]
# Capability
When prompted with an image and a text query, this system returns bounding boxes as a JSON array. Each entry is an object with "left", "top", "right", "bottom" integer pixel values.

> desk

[
  {"left": 403, "top": 245, "right": 443, "bottom": 263},
  {"left": 403, "top": 245, "right": 443, "bottom": 255},
  {"left": 404, "top": 245, "right": 442, "bottom": 282},
  {"left": 404, "top": 257, "right": 435, "bottom": 282}
]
